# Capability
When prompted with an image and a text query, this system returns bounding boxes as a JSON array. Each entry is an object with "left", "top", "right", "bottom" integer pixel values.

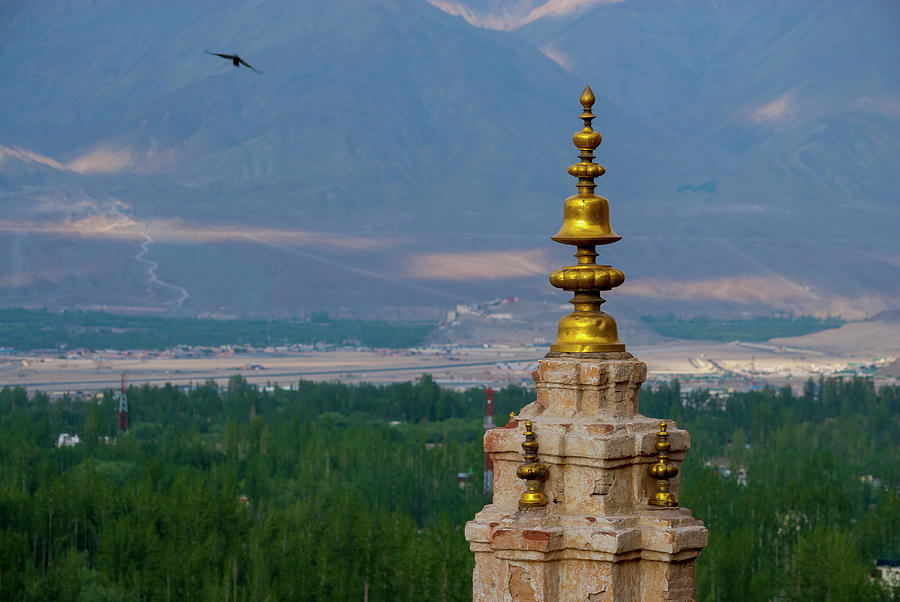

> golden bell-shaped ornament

[
  {"left": 552, "top": 294, "right": 625, "bottom": 353},
  {"left": 551, "top": 193, "right": 621, "bottom": 247}
]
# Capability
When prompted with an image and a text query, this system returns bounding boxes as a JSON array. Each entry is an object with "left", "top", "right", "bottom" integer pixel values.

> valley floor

[{"left": 3, "top": 326, "right": 896, "bottom": 398}]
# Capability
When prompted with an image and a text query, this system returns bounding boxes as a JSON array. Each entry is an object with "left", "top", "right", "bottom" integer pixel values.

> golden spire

[
  {"left": 549, "top": 85, "right": 626, "bottom": 353},
  {"left": 648, "top": 421, "right": 679, "bottom": 507},
  {"left": 516, "top": 420, "right": 549, "bottom": 509}
]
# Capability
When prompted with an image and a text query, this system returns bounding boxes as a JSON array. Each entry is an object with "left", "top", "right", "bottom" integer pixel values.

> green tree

[{"left": 785, "top": 528, "right": 887, "bottom": 601}]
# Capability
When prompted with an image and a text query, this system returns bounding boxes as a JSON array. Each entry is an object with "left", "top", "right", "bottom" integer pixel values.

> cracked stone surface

[{"left": 466, "top": 356, "right": 707, "bottom": 601}]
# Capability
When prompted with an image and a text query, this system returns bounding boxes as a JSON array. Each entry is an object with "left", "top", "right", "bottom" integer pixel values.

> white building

[
  {"left": 56, "top": 433, "right": 81, "bottom": 447},
  {"left": 874, "top": 558, "right": 900, "bottom": 589}
]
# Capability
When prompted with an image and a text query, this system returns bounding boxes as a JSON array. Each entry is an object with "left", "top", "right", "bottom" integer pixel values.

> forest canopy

[{"left": 0, "top": 375, "right": 897, "bottom": 601}]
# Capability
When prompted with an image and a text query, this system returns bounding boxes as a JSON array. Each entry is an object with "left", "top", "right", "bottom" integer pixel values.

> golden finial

[
  {"left": 516, "top": 420, "right": 549, "bottom": 509},
  {"left": 579, "top": 86, "right": 595, "bottom": 115},
  {"left": 508, "top": 411, "right": 516, "bottom": 423},
  {"left": 648, "top": 421, "right": 679, "bottom": 507},
  {"left": 549, "top": 85, "right": 626, "bottom": 353}
]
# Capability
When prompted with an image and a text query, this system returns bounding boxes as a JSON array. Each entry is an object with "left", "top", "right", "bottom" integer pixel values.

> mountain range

[{"left": 1, "top": 0, "right": 897, "bottom": 322}]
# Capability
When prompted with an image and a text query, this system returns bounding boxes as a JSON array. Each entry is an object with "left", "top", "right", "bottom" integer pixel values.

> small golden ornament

[
  {"left": 648, "top": 421, "right": 679, "bottom": 507},
  {"left": 516, "top": 420, "right": 549, "bottom": 509}
]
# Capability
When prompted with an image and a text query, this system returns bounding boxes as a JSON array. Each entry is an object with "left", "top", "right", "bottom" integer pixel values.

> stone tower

[{"left": 464, "top": 86, "right": 707, "bottom": 601}]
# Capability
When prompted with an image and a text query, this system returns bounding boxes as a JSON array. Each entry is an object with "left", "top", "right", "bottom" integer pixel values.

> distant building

[
  {"left": 874, "top": 558, "right": 900, "bottom": 589},
  {"left": 56, "top": 433, "right": 81, "bottom": 447}
]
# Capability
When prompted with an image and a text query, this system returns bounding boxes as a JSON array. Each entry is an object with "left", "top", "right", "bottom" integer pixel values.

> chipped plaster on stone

[{"left": 466, "top": 356, "right": 707, "bottom": 601}]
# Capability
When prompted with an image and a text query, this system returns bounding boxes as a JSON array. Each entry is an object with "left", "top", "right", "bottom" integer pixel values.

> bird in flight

[{"left": 205, "top": 49, "right": 262, "bottom": 74}]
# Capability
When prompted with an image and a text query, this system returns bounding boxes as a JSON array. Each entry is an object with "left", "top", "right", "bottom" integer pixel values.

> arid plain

[{"left": 3, "top": 317, "right": 896, "bottom": 398}]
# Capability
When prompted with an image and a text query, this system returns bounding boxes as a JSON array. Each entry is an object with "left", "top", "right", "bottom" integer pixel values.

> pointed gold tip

[{"left": 580, "top": 85, "right": 595, "bottom": 110}]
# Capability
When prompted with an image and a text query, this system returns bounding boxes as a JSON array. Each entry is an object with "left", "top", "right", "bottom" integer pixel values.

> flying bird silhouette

[{"left": 205, "top": 49, "right": 262, "bottom": 74}]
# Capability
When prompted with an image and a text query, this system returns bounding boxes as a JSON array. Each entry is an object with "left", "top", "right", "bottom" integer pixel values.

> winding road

[{"left": 136, "top": 234, "right": 189, "bottom": 306}]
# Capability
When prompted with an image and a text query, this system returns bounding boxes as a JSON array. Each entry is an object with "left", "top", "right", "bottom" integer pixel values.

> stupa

[{"left": 464, "top": 86, "right": 708, "bottom": 601}]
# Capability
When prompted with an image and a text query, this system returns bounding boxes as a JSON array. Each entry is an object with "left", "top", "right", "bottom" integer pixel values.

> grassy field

[
  {"left": 641, "top": 314, "right": 846, "bottom": 342},
  {"left": 0, "top": 307, "right": 435, "bottom": 351}
]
